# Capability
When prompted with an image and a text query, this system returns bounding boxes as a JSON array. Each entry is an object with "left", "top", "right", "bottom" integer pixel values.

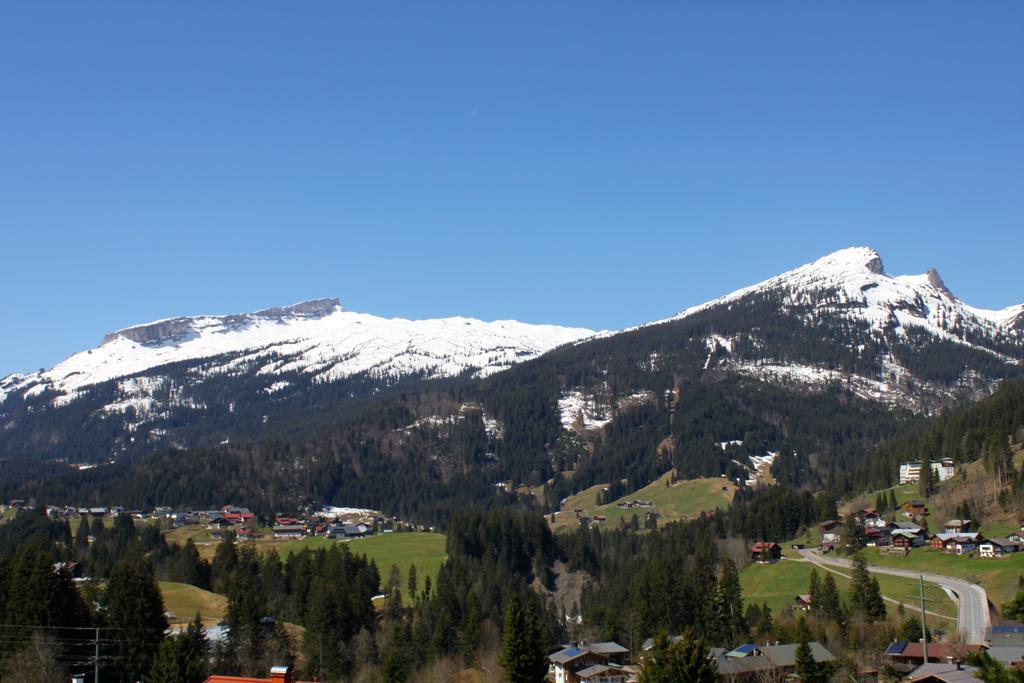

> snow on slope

[
  {"left": 0, "top": 298, "right": 594, "bottom": 405},
  {"left": 670, "top": 246, "right": 1021, "bottom": 350}
]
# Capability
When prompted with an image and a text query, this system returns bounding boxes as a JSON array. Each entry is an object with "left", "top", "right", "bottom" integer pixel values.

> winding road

[{"left": 798, "top": 549, "right": 991, "bottom": 644}]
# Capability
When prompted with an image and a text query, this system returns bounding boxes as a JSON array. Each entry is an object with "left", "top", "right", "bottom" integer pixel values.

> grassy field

[
  {"left": 550, "top": 472, "right": 736, "bottom": 533},
  {"left": 160, "top": 581, "right": 228, "bottom": 626},
  {"left": 867, "top": 547, "right": 1024, "bottom": 607},
  {"left": 740, "top": 558, "right": 956, "bottom": 621}
]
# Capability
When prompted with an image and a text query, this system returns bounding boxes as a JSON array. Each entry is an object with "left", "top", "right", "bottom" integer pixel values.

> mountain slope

[
  {"left": 656, "top": 246, "right": 1023, "bottom": 410},
  {"left": 0, "top": 299, "right": 593, "bottom": 460}
]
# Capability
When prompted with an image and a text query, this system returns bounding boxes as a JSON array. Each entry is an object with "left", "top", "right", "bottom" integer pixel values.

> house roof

[
  {"left": 905, "top": 663, "right": 980, "bottom": 683},
  {"left": 944, "top": 519, "right": 971, "bottom": 527},
  {"left": 589, "top": 641, "right": 629, "bottom": 655},
  {"left": 987, "top": 647, "right": 1024, "bottom": 665},
  {"left": 761, "top": 642, "right": 836, "bottom": 667},
  {"left": 576, "top": 663, "right": 626, "bottom": 679},
  {"left": 895, "top": 643, "right": 983, "bottom": 660},
  {"left": 549, "top": 646, "right": 588, "bottom": 664},
  {"left": 982, "top": 538, "right": 1017, "bottom": 548}
]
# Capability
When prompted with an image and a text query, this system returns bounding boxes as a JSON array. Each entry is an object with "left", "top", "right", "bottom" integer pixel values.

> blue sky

[{"left": 1, "top": 3, "right": 1021, "bottom": 373}]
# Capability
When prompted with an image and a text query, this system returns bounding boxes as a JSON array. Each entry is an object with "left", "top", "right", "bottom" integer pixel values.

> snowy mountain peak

[
  {"left": 1, "top": 300, "right": 595, "bottom": 410},
  {"left": 807, "top": 246, "right": 885, "bottom": 276},
  {"left": 102, "top": 298, "right": 342, "bottom": 346}
]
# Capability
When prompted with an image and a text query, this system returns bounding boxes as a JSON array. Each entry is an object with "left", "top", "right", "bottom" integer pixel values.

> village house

[
  {"left": 944, "top": 519, "right": 973, "bottom": 534},
  {"left": 905, "top": 662, "right": 981, "bottom": 683},
  {"left": 902, "top": 500, "right": 929, "bottom": 518},
  {"left": 709, "top": 642, "right": 837, "bottom": 682},
  {"left": 205, "top": 665, "right": 309, "bottom": 683},
  {"left": 820, "top": 520, "right": 841, "bottom": 551},
  {"left": 865, "top": 526, "right": 892, "bottom": 547},
  {"left": 549, "top": 642, "right": 630, "bottom": 683},
  {"left": 891, "top": 529, "right": 922, "bottom": 549},
  {"left": 794, "top": 594, "right": 813, "bottom": 611},
  {"left": 272, "top": 523, "right": 305, "bottom": 539},
  {"left": 884, "top": 642, "right": 984, "bottom": 673},
  {"left": 860, "top": 508, "right": 888, "bottom": 528},
  {"left": 750, "top": 542, "right": 782, "bottom": 563},
  {"left": 979, "top": 538, "right": 1019, "bottom": 558},
  {"left": 989, "top": 623, "right": 1024, "bottom": 647}
]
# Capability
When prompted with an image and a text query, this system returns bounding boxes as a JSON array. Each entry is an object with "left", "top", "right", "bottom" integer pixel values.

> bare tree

[{"left": 3, "top": 632, "right": 66, "bottom": 683}]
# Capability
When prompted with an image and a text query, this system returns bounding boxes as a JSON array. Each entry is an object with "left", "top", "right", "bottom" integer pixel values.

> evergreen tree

[
  {"left": 816, "top": 573, "right": 842, "bottom": 622},
  {"left": 847, "top": 555, "right": 885, "bottom": 622},
  {"left": 499, "top": 596, "right": 546, "bottom": 683},
  {"left": 74, "top": 517, "right": 90, "bottom": 551},
  {"left": 794, "top": 616, "right": 830, "bottom": 683},
  {"left": 462, "top": 591, "right": 482, "bottom": 665},
  {"left": 407, "top": 563, "right": 418, "bottom": 602},
  {"left": 640, "top": 631, "right": 718, "bottom": 683},
  {"left": 919, "top": 459, "right": 934, "bottom": 497},
  {"left": 808, "top": 569, "right": 821, "bottom": 607},
  {"left": 714, "top": 558, "right": 746, "bottom": 644},
  {"left": 966, "top": 650, "right": 1024, "bottom": 683},
  {"left": 104, "top": 554, "right": 169, "bottom": 682},
  {"left": 148, "top": 614, "right": 209, "bottom": 683}
]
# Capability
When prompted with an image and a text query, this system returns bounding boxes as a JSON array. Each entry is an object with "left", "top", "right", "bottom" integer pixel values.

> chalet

[
  {"left": 820, "top": 521, "right": 840, "bottom": 550},
  {"left": 891, "top": 530, "right": 922, "bottom": 549},
  {"left": 550, "top": 642, "right": 630, "bottom": 683},
  {"left": 750, "top": 542, "right": 782, "bottom": 563},
  {"left": 943, "top": 536, "right": 980, "bottom": 555},
  {"left": 865, "top": 527, "right": 892, "bottom": 547},
  {"left": 205, "top": 665, "right": 310, "bottom": 683},
  {"left": 237, "top": 528, "right": 256, "bottom": 542},
  {"left": 342, "top": 523, "right": 370, "bottom": 538},
  {"left": 930, "top": 532, "right": 980, "bottom": 550},
  {"left": 884, "top": 642, "right": 984, "bottom": 673},
  {"left": 902, "top": 500, "right": 928, "bottom": 518},
  {"left": 892, "top": 520, "right": 923, "bottom": 533},
  {"left": 272, "top": 524, "right": 305, "bottom": 539},
  {"left": 709, "top": 642, "right": 837, "bottom": 682},
  {"left": 861, "top": 508, "right": 887, "bottom": 528},
  {"left": 905, "top": 662, "right": 981, "bottom": 683},
  {"left": 989, "top": 624, "right": 1024, "bottom": 647},
  {"left": 979, "top": 538, "right": 1019, "bottom": 558},
  {"left": 794, "top": 594, "right": 813, "bottom": 611},
  {"left": 944, "top": 519, "right": 973, "bottom": 534}
]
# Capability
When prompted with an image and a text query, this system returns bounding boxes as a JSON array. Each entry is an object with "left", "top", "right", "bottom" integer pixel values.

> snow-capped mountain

[
  {"left": 0, "top": 299, "right": 593, "bottom": 460},
  {"left": 661, "top": 246, "right": 1023, "bottom": 409}
]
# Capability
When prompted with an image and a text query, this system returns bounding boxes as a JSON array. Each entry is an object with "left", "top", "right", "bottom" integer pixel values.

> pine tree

[
  {"left": 919, "top": 458, "right": 934, "bottom": 497},
  {"left": 808, "top": 569, "right": 821, "bottom": 607},
  {"left": 407, "top": 563, "right": 418, "bottom": 602},
  {"left": 816, "top": 573, "right": 842, "bottom": 623},
  {"left": 149, "top": 614, "right": 209, "bottom": 683},
  {"left": 640, "top": 631, "right": 718, "bottom": 683},
  {"left": 848, "top": 554, "right": 886, "bottom": 622},
  {"left": 499, "top": 596, "right": 546, "bottom": 683},
  {"left": 462, "top": 592, "right": 482, "bottom": 665},
  {"left": 104, "top": 554, "right": 169, "bottom": 682},
  {"left": 794, "top": 616, "right": 829, "bottom": 683},
  {"left": 714, "top": 558, "right": 746, "bottom": 645},
  {"left": 74, "top": 517, "right": 90, "bottom": 552}
]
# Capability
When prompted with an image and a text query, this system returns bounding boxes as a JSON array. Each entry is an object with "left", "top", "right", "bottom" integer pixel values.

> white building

[{"left": 899, "top": 459, "right": 955, "bottom": 484}]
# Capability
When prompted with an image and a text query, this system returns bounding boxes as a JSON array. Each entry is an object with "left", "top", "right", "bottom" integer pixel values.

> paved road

[{"left": 798, "top": 549, "right": 990, "bottom": 644}]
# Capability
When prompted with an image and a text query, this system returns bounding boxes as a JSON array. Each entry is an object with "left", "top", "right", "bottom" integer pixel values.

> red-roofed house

[
  {"left": 206, "top": 665, "right": 308, "bottom": 683},
  {"left": 751, "top": 542, "right": 782, "bottom": 563}
]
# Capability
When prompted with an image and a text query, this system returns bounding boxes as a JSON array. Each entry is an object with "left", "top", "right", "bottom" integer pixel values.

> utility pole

[
  {"left": 94, "top": 627, "right": 100, "bottom": 683},
  {"left": 907, "top": 575, "right": 934, "bottom": 664},
  {"left": 919, "top": 575, "right": 929, "bottom": 664}
]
